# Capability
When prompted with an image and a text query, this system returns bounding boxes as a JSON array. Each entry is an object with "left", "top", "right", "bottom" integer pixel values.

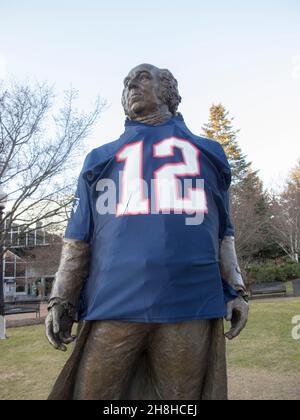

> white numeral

[
  {"left": 153, "top": 137, "right": 207, "bottom": 213},
  {"left": 116, "top": 137, "right": 207, "bottom": 215},
  {"left": 116, "top": 141, "right": 149, "bottom": 216}
]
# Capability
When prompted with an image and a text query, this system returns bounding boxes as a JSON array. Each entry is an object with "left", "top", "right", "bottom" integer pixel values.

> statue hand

[
  {"left": 45, "top": 300, "right": 76, "bottom": 352},
  {"left": 225, "top": 296, "right": 249, "bottom": 340}
]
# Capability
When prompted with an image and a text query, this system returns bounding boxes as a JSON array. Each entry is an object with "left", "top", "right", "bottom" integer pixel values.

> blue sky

[{"left": 1, "top": 0, "right": 300, "bottom": 187}]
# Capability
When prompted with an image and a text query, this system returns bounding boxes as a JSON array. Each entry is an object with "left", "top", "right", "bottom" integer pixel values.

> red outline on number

[
  {"left": 152, "top": 137, "right": 208, "bottom": 214},
  {"left": 116, "top": 140, "right": 150, "bottom": 216}
]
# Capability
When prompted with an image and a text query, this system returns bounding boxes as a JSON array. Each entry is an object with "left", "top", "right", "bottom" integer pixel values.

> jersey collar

[{"left": 124, "top": 113, "right": 185, "bottom": 128}]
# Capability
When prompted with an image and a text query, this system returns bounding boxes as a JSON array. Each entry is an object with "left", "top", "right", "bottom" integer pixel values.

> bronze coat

[{"left": 48, "top": 318, "right": 227, "bottom": 400}]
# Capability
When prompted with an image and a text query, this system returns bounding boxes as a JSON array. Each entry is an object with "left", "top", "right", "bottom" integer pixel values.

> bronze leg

[
  {"left": 73, "top": 320, "right": 150, "bottom": 400},
  {"left": 149, "top": 320, "right": 212, "bottom": 400}
]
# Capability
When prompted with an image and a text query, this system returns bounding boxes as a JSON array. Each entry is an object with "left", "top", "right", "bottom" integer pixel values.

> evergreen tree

[
  {"left": 202, "top": 103, "right": 272, "bottom": 268},
  {"left": 202, "top": 104, "right": 251, "bottom": 185}
]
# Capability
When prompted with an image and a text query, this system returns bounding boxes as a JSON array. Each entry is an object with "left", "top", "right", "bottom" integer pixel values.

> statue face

[{"left": 122, "top": 64, "right": 164, "bottom": 119}]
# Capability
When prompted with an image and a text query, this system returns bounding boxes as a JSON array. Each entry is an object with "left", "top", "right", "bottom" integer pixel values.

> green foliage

[
  {"left": 202, "top": 103, "right": 274, "bottom": 262},
  {"left": 248, "top": 259, "right": 300, "bottom": 283},
  {"left": 202, "top": 103, "right": 251, "bottom": 185}
]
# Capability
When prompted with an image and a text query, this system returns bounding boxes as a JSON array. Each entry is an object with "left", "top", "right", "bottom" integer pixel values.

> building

[{"left": 3, "top": 222, "right": 62, "bottom": 300}]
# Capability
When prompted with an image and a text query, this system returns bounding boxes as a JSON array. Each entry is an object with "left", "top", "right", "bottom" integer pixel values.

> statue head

[{"left": 122, "top": 64, "right": 181, "bottom": 121}]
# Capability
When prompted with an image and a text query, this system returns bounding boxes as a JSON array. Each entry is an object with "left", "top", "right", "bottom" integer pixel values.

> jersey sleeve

[
  {"left": 223, "top": 189, "right": 234, "bottom": 237},
  {"left": 222, "top": 279, "right": 239, "bottom": 303},
  {"left": 216, "top": 143, "right": 235, "bottom": 239},
  {"left": 64, "top": 159, "right": 94, "bottom": 243}
]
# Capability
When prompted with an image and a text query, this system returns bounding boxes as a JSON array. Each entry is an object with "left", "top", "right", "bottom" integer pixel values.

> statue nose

[{"left": 128, "top": 79, "right": 139, "bottom": 90}]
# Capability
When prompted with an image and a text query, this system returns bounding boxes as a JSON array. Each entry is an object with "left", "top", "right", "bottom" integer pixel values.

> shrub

[{"left": 247, "top": 259, "right": 300, "bottom": 283}]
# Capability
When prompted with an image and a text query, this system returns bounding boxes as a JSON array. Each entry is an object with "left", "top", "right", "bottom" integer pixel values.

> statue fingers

[
  {"left": 225, "top": 326, "right": 237, "bottom": 340},
  {"left": 45, "top": 314, "right": 60, "bottom": 349},
  {"left": 52, "top": 305, "right": 63, "bottom": 334},
  {"left": 225, "top": 301, "right": 233, "bottom": 322},
  {"left": 225, "top": 311, "right": 248, "bottom": 340},
  {"left": 64, "top": 330, "right": 77, "bottom": 342},
  {"left": 59, "top": 331, "right": 75, "bottom": 345},
  {"left": 45, "top": 313, "right": 67, "bottom": 352}
]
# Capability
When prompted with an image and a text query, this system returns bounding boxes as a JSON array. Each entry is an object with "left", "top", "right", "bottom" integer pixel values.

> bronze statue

[{"left": 45, "top": 64, "right": 249, "bottom": 400}]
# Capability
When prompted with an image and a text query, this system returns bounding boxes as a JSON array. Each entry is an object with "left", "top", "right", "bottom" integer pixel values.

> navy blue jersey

[{"left": 65, "top": 115, "right": 237, "bottom": 323}]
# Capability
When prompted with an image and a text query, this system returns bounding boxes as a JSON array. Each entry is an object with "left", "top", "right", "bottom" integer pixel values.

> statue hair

[{"left": 158, "top": 69, "right": 181, "bottom": 115}]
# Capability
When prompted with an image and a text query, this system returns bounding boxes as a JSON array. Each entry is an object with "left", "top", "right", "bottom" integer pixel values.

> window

[
  {"left": 11, "top": 226, "right": 19, "bottom": 246},
  {"left": 16, "top": 262, "right": 26, "bottom": 277},
  {"left": 27, "top": 232, "right": 35, "bottom": 246},
  {"left": 4, "top": 253, "right": 27, "bottom": 287},
  {"left": 36, "top": 230, "right": 45, "bottom": 245},
  {"left": 5, "top": 252, "right": 15, "bottom": 263},
  {"left": 5, "top": 262, "right": 14, "bottom": 277},
  {"left": 18, "top": 231, "right": 27, "bottom": 246},
  {"left": 16, "top": 278, "right": 26, "bottom": 293}
]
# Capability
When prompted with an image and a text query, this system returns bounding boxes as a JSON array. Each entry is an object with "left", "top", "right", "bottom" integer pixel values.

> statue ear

[{"left": 159, "top": 69, "right": 170, "bottom": 80}]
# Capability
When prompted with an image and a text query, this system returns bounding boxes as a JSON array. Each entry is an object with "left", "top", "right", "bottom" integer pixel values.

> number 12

[{"left": 116, "top": 137, "right": 208, "bottom": 216}]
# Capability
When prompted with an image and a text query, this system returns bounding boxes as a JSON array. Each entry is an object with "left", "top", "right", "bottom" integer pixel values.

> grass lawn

[
  {"left": 226, "top": 297, "right": 300, "bottom": 400},
  {"left": 0, "top": 298, "right": 300, "bottom": 400}
]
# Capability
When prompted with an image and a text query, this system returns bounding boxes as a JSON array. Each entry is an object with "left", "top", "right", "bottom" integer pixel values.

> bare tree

[
  {"left": 270, "top": 164, "right": 300, "bottom": 263},
  {"left": 230, "top": 170, "right": 271, "bottom": 277},
  {"left": 231, "top": 192, "right": 263, "bottom": 261},
  {"left": 0, "top": 81, "right": 105, "bottom": 247}
]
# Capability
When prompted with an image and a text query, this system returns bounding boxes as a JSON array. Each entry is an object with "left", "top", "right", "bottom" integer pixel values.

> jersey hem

[{"left": 82, "top": 311, "right": 227, "bottom": 323}]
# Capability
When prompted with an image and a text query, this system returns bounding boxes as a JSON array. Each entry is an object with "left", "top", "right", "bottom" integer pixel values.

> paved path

[
  {"left": 229, "top": 367, "right": 300, "bottom": 400},
  {"left": 6, "top": 304, "right": 48, "bottom": 328}
]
